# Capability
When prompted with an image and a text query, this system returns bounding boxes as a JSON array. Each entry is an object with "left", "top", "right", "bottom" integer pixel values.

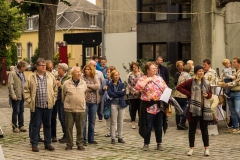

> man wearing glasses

[{"left": 24, "top": 58, "right": 58, "bottom": 152}]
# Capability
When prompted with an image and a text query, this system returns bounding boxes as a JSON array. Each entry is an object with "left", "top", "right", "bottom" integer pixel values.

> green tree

[
  {"left": 11, "top": 0, "right": 71, "bottom": 62},
  {"left": 10, "top": 43, "right": 18, "bottom": 66},
  {"left": 31, "top": 47, "right": 39, "bottom": 65},
  {"left": 0, "top": 0, "right": 25, "bottom": 67}
]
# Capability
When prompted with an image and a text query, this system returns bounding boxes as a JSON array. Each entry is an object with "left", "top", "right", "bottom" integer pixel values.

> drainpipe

[{"left": 101, "top": 0, "right": 105, "bottom": 57}]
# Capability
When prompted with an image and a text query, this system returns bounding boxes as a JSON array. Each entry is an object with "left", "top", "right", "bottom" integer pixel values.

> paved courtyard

[{"left": 0, "top": 85, "right": 240, "bottom": 160}]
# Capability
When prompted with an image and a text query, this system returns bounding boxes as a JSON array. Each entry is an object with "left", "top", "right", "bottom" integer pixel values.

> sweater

[{"left": 176, "top": 79, "right": 212, "bottom": 122}]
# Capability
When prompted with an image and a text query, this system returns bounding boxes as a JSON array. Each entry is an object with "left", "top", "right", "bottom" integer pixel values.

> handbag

[
  {"left": 104, "top": 106, "right": 111, "bottom": 120},
  {"left": 166, "top": 104, "right": 172, "bottom": 116},
  {"left": 218, "top": 88, "right": 226, "bottom": 106}
]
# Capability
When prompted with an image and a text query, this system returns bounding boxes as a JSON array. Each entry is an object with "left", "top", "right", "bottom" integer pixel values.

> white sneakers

[
  {"left": 187, "top": 149, "right": 194, "bottom": 156},
  {"left": 187, "top": 148, "right": 210, "bottom": 156},
  {"left": 204, "top": 149, "right": 210, "bottom": 156}
]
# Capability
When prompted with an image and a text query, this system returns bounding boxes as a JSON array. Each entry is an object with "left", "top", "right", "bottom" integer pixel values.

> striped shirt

[{"left": 35, "top": 73, "right": 48, "bottom": 108}]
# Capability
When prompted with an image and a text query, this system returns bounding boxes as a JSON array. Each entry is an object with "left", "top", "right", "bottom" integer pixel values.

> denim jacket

[{"left": 107, "top": 80, "right": 127, "bottom": 109}]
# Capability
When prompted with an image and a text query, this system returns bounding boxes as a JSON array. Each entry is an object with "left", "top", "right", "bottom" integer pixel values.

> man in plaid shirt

[{"left": 24, "top": 58, "right": 58, "bottom": 152}]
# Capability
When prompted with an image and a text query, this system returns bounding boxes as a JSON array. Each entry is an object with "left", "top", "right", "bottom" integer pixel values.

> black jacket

[{"left": 158, "top": 65, "right": 169, "bottom": 85}]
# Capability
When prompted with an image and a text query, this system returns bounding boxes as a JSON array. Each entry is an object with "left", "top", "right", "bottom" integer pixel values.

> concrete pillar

[{"left": 191, "top": 0, "right": 213, "bottom": 65}]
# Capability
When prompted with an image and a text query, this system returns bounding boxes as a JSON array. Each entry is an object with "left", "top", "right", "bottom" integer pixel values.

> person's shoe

[
  {"left": 177, "top": 126, "right": 184, "bottom": 130},
  {"left": 204, "top": 149, "right": 210, "bottom": 156},
  {"left": 88, "top": 141, "right": 98, "bottom": 144},
  {"left": 143, "top": 144, "right": 149, "bottom": 151},
  {"left": 52, "top": 137, "right": 57, "bottom": 142},
  {"left": 32, "top": 146, "right": 39, "bottom": 152},
  {"left": 13, "top": 128, "right": 20, "bottom": 133},
  {"left": 98, "top": 120, "right": 102, "bottom": 122},
  {"left": 38, "top": 138, "right": 44, "bottom": 142},
  {"left": 105, "top": 132, "right": 111, "bottom": 137},
  {"left": 77, "top": 146, "right": 85, "bottom": 151},
  {"left": 19, "top": 126, "right": 27, "bottom": 132},
  {"left": 65, "top": 145, "right": 72, "bottom": 150},
  {"left": 118, "top": 138, "right": 125, "bottom": 143},
  {"left": 111, "top": 139, "right": 115, "bottom": 144},
  {"left": 187, "top": 149, "right": 194, "bottom": 156},
  {"left": 230, "top": 129, "right": 240, "bottom": 133},
  {"left": 132, "top": 122, "right": 136, "bottom": 129},
  {"left": 45, "top": 145, "right": 55, "bottom": 151},
  {"left": 157, "top": 144, "right": 163, "bottom": 151},
  {"left": 83, "top": 142, "right": 88, "bottom": 146},
  {"left": 58, "top": 138, "right": 67, "bottom": 143},
  {"left": 178, "top": 123, "right": 188, "bottom": 130}
]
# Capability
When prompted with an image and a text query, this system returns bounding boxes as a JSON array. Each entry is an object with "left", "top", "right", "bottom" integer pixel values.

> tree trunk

[{"left": 38, "top": 0, "right": 59, "bottom": 61}]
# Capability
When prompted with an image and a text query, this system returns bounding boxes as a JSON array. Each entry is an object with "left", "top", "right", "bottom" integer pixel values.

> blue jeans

[
  {"left": 84, "top": 103, "right": 98, "bottom": 143},
  {"left": 97, "top": 103, "right": 102, "bottom": 120},
  {"left": 29, "top": 112, "right": 41, "bottom": 143},
  {"left": 144, "top": 111, "right": 164, "bottom": 144},
  {"left": 51, "top": 99, "right": 66, "bottom": 139},
  {"left": 227, "top": 92, "right": 240, "bottom": 129},
  {"left": 11, "top": 98, "right": 24, "bottom": 129},
  {"left": 31, "top": 107, "right": 52, "bottom": 147}
]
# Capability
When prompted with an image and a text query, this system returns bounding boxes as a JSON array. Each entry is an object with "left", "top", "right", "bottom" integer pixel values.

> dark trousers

[
  {"left": 51, "top": 99, "right": 66, "bottom": 139},
  {"left": 29, "top": 112, "right": 41, "bottom": 143},
  {"left": 129, "top": 99, "right": 140, "bottom": 122},
  {"left": 97, "top": 103, "right": 102, "bottom": 120},
  {"left": 11, "top": 98, "right": 24, "bottom": 129},
  {"left": 144, "top": 111, "right": 164, "bottom": 144},
  {"left": 65, "top": 112, "right": 85, "bottom": 147},
  {"left": 175, "top": 97, "right": 187, "bottom": 126},
  {"left": 189, "top": 117, "right": 209, "bottom": 147},
  {"left": 31, "top": 107, "right": 52, "bottom": 147}
]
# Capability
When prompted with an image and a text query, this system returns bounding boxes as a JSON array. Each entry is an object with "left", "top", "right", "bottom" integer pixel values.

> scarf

[{"left": 190, "top": 78, "right": 213, "bottom": 121}]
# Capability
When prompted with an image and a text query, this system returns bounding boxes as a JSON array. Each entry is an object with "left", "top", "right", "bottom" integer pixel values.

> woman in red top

[{"left": 176, "top": 65, "right": 212, "bottom": 156}]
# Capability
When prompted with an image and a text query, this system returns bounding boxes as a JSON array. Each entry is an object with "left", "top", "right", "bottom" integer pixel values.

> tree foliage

[
  {"left": 0, "top": 0, "right": 25, "bottom": 57},
  {"left": 10, "top": 0, "right": 71, "bottom": 61},
  {"left": 10, "top": 43, "right": 18, "bottom": 66}
]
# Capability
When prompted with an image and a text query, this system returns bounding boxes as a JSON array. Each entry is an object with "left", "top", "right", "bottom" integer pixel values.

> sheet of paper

[{"left": 160, "top": 87, "right": 172, "bottom": 103}]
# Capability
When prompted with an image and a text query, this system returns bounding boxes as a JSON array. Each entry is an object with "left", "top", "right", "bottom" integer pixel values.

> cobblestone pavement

[{"left": 0, "top": 85, "right": 240, "bottom": 160}]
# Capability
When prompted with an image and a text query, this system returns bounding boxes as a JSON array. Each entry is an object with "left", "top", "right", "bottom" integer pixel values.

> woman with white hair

[{"left": 51, "top": 63, "right": 71, "bottom": 143}]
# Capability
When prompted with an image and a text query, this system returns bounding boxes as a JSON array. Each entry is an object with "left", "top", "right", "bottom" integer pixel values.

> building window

[
  {"left": 181, "top": 43, "right": 191, "bottom": 62},
  {"left": 56, "top": 42, "right": 60, "bottom": 53},
  {"left": 28, "top": 18, "right": 33, "bottom": 30},
  {"left": 86, "top": 47, "right": 93, "bottom": 57},
  {"left": 89, "top": 15, "right": 97, "bottom": 27},
  {"left": 140, "top": 43, "right": 167, "bottom": 60},
  {"left": 16, "top": 43, "right": 22, "bottom": 58},
  {"left": 140, "top": 0, "right": 167, "bottom": 22},
  {"left": 181, "top": 5, "right": 191, "bottom": 19}
]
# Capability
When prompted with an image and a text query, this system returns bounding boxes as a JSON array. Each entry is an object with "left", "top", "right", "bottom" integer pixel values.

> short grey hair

[
  {"left": 70, "top": 66, "right": 80, "bottom": 74},
  {"left": 58, "top": 63, "right": 68, "bottom": 72},
  {"left": 36, "top": 58, "right": 45, "bottom": 66},
  {"left": 17, "top": 61, "right": 28, "bottom": 69},
  {"left": 10, "top": 66, "right": 15, "bottom": 71}
]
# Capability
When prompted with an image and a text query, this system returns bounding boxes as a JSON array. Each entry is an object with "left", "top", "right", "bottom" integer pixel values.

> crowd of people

[{"left": 6, "top": 55, "right": 240, "bottom": 156}]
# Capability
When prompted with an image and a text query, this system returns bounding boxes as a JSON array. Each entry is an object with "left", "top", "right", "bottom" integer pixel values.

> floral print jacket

[{"left": 135, "top": 75, "right": 167, "bottom": 101}]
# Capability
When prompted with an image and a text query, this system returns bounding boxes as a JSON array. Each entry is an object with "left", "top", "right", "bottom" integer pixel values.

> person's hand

[
  {"left": 13, "top": 98, "right": 17, "bottom": 101},
  {"left": 122, "top": 89, "right": 125, "bottom": 91},
  {"left": 213, "top": 114, "right": 218, "bottom": 122},
  {"left": 203, "top": 92, "right": 208, "bottom": 98},
  {"left": 135, "top": 90, "right": 140, "bottom": 95},
  {"left": 233, "top": 76, "right": 236, "bottom": 80},
  {"left": 56, "top": 80, "right": 61, "bottom": 87},
  {"left": 103, "top": 86, "right": 107, "bottom": 90}
]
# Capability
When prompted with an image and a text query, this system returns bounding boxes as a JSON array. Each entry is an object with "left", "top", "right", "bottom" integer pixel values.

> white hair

[
  {"left": 70, "top": 66, "right": 80, "bottom": 74},
  {"left": 58, "top": 63, "right": 68, "bottom": 72},
  {"left": 187, "top": 60, "right": 194, "bottom": 65},
  {"left": 88, "top": 60, "right": 96, "bottom": 65}
]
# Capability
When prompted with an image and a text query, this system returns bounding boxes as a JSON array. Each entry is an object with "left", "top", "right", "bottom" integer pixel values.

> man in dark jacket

[{"left": 156, "top": 56, "right": 169, "bottom": 85}]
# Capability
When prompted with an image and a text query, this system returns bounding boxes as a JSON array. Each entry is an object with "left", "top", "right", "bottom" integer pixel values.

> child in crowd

[
  {"left": 92, "top": 54, "right": 103, "bottom": 71},
  {"left": 221, "top": 59, "right": 235, "bottom": 97}
]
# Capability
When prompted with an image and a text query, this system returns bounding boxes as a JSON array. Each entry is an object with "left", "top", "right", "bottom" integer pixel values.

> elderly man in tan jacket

[
  {"left": 24, "top": 58, "right": 58, "bottom": 152},
  {"left": 62, "top": 66, "right": 87, "bottom": 151}
]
